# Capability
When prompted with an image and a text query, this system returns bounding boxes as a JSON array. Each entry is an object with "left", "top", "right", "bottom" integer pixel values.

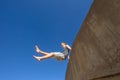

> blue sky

[{"left": 0, "top": 0, "right": 93, "bottom": 80}]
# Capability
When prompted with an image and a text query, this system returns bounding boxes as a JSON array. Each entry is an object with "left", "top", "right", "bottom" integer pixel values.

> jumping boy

[{"left": 33, "top": 42, "right": 71, "bottom": 62}]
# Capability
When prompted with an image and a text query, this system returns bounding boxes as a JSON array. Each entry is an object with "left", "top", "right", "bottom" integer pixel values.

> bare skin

[
  {"left": 35, "top": 45, "right": 48, "bottom": 55},
  {"left": 33, "top": 42, "right": 71, "bottom": 62},
  {"left": 33, "top": 53, "right": 54, "bottom": 61},
  {"left": 33, "top": 45, "right": 54, "bottom": 61}
]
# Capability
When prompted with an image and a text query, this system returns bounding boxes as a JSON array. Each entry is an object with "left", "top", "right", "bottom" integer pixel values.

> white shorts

[{"left": 53, "top": 52, "right": 65, "bottom": 61}]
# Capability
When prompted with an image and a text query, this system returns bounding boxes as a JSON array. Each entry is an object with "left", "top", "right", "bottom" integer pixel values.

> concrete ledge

[{"left": 66, "top": 0, "right": 120, "bottom": 80}]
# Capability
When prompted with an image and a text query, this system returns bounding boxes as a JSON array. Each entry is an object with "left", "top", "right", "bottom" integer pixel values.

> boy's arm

[
  {"left": 66, "top": 44, "right": 71, "bottom": 62},
  {"left": 66, "top": 45, "right": 72, "bottom": 51}
]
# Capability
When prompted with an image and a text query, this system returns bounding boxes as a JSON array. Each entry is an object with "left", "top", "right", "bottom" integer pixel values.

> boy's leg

[
  {"left": 33, "top": 53, "right": 54, "bottom": 61},
  {"left": 35, "top": 45, "right": 48, "bottom": 55}
]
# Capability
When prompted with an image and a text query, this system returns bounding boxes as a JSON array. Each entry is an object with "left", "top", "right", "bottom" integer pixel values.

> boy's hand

[{"left": 68, "top": 56, "right": 70, "bottom": 63}]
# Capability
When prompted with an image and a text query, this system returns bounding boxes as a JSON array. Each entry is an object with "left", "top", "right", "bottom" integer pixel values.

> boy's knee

[{"left": 50, "top": 52, "right": 54, "bottom": 55}]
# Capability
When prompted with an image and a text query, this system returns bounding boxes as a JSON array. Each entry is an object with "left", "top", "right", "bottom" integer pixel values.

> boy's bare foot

[
  {"left": 35, "top": 45, "right": 41, "bottom": 53},
  {"left": 33, "top": 55, "right": 41, "bottom": 62}
]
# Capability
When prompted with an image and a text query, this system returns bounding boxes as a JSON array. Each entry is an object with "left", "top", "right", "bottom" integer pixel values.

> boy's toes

[
  {"left": 33, "top": 55, "right": 41, "bottom": 62},
  {"left": 33, "top": 55, "right": 37, "bottom": 60},
  {"left": 35, "top": 45, "right": 40, "bottom": 53}
]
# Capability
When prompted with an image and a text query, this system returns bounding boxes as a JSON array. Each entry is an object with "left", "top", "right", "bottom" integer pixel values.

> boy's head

[{"left": 61, "top": 42, "right": 66, "bottom": 48}]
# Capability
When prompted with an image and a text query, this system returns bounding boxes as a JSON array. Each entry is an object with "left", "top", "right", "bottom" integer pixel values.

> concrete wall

[{"left": 65, "top": 0, "right": 120, "bottom": 80}]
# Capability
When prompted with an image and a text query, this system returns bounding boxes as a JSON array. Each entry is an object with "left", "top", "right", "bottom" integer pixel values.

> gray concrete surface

[{"left": 65, "top": 0, "right": 120, "bottom": 80}]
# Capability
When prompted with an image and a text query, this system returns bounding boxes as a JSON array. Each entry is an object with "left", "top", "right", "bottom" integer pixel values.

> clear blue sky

[{"left": 0, "top": 0, "right": 93, "bottom": 80}]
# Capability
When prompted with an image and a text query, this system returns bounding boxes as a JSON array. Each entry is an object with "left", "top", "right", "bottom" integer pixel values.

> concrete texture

[{"left": 65, "top": 0, "right": 120, "bottom": 80}]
